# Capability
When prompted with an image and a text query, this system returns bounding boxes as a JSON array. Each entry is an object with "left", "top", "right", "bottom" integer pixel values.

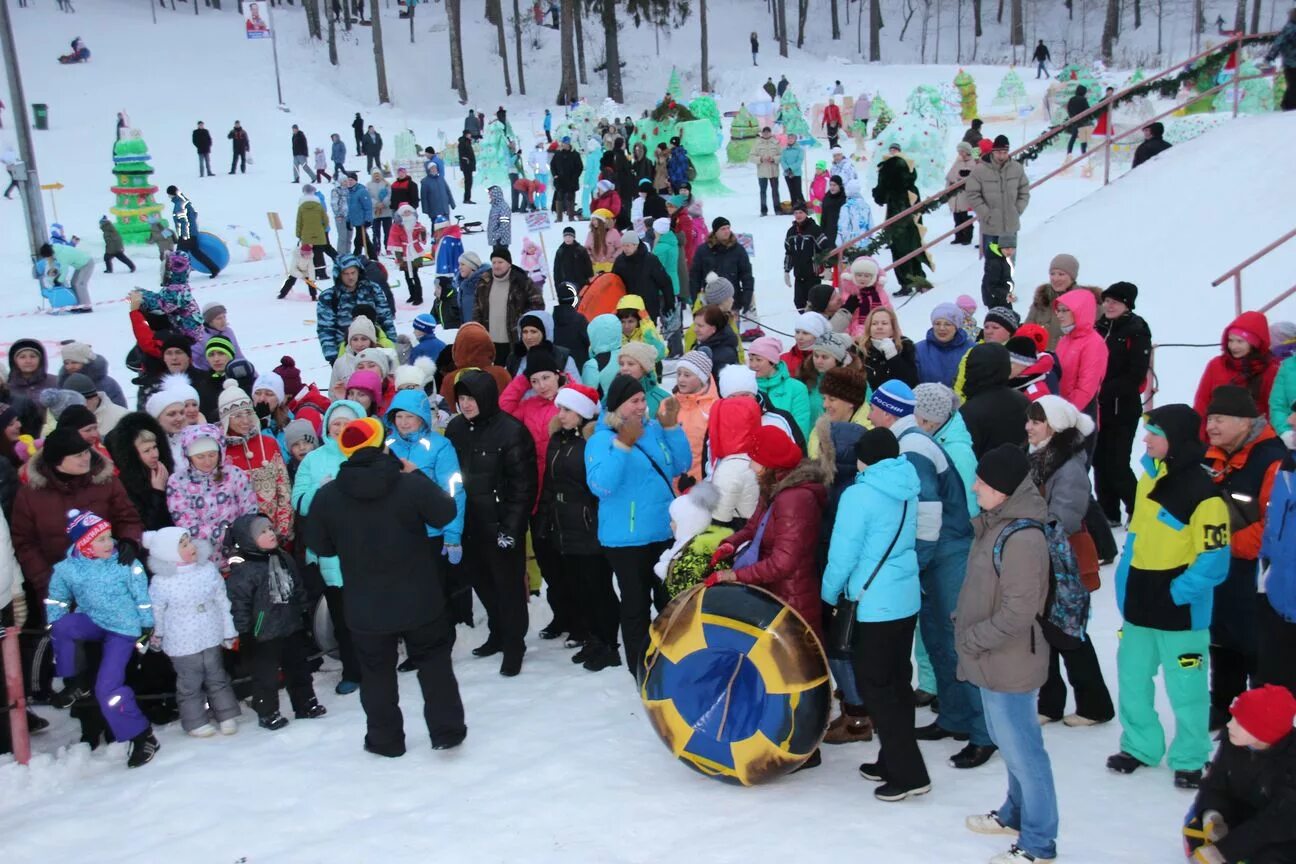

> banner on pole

[
  {"left": 245, "top": 3, "right": 271, "bottom": 38},
  {"left": 524, "top": 211, "right": 552, "bottom": 232}
]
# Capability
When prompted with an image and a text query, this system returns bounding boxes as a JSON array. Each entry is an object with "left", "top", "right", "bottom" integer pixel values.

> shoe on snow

[
  {"left": 824, "top": 714, "right": 873, "bottom": 744},
  {"left": 1062, "top": 713, "right": 1109, "bottom": 727},
  {"left": 988, "top": 845, "right": 1054, "bottom": 863},
  {"left": 538, "top": 621, "right": 565, "bottom": 640},
  {"left": 25, "top": 710, "right": 50, "bottom": 734},
  {"left": 499, "top": 651, "right": 525, "bottom": 677},
  {"left": 127, "top": 731, "right": 160, "bottom": 768},
  {"left": 219, "top": 718, "right": 239, "bottom": 735},
  {"left": 432, "top": 727, "right": 467, "bottom": 750},
  {"left": 1106, "top": 751, "right": 1148, "bottom": 774},
  {"left": 792, "top": 749, "right": 822, "bottom": 772},
  {"left": 335, "top": 680, "right": 360, "bottom": 695},
  {"left": 50, "top": 685, "right": 89, "bottom": 709},
  {"left": 188, "top": 723, "right": 217, "bottom": 738},
  {"left": 294, "top": 701, "right": 327, "bottom": 720},
  {"left": 874, "top": 781, "right": 931, "bottom": 802},
  {"left": 1174, "top": 768, "right": 1204, "bottom": 789},
  {"left": 1038, "top": 713, "right": 1060, "bottom": 726},
  {"left": 259, "top": 712, "right": 289, "bottom": 731},
  {"left": 858, "top": 762, "right": 886, "bottom": 783},
  {"left": 913, "top": 689, "right": 937, "bottom": 708},
  {"left": 583, "top": 643, "right": 623, "bottom": 672},
  {"left": 966, "top": 812, "right": 1019, "bottom": 836},
  {"left": 397, "top": 657, "right": 417, "bottom": 673},
  {"left": 571, "top": 641, "right": 598, "bottom": 664},
  {"left": 915, "top": 721, "right": 968, "bottom": 742},
  {"left": 563, "top": 635, "right": 586, "bottom": 649},
  {"left": 950, "top": 743, "right": 998, "bottom": 769},
  {"left": 472, "top": 638, "right": 501, "bottom": 658}
]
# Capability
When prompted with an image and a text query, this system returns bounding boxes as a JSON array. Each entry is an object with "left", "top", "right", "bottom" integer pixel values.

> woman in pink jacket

[
  {"left": 1054, "top": 287, "right": 1108, "bottom": 415},
  {"left": 498, "top": 348, "right": 563, "bottom": 495}
]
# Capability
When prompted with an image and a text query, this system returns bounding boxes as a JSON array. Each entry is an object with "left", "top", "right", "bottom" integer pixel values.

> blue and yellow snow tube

[{"left": 638, "top": 583, "right": 830, "bottom": 786}]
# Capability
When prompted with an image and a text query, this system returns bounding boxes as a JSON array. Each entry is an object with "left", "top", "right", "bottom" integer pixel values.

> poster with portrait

[{"left": 245, "top": 2, "right": 271, "bottom": 38}]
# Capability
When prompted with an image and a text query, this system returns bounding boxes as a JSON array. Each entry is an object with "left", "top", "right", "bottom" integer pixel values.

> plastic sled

[
  {"left": 576, "top": 272, "right": 625, "bottom": 322},
  {"left": 186, "top": 231, "right": 230, "bottom": 274},
  {"left": 42, "top": 285, "right": 79, "bottom": 311}
]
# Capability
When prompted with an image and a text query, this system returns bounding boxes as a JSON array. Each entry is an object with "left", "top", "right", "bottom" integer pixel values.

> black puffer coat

[
  {"left": 444, "top": 371, "right": 537, "bottom": 543},
  {"left": 225, "top": 514, "right": 307, "bottom": 642},
  {"left": 537, "top": 423, "right": 600, "bottom": 556},
  {"left": 863, "top": 337, "right": 919, "bottom": 391},
  {"left": 959, "top": 342, "right": 1029, "bottom": 459},
  {"left": 104, "top": 411, "right": 175, "bottom": 532},
  {"left": 611, "top": 245, "right": 674, "bottom": 321}
]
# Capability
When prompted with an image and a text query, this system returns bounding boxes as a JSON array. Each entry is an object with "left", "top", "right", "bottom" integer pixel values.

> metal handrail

[
  {"left": 823, "top": 31, "right": 1275, "bottom": 261},
  {"left": 879, "top": 71, "right": 1277, "bottom": 277},
  {"left": 1211, "top": 227, "right": 1296, "bottom": 314}
]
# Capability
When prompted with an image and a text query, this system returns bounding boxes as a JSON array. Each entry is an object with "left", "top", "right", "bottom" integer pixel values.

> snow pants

[
  {"left": 1211, "top": 556, "right": 1259, "bottom": 718},
  {"left": 51, "top": 613, "right": 149, "bottom": 743},
  {"left": 1095, "top": 391, "right": 1141, "bottom": 523},
  {"left": 1038, "top": 637, "right": 1115, "bottom": 722},
  {"left": 605, "top": 541, "right": 670, "bottom": 681},
  {"left": 245, "top": 634, "right": 317, "bottom": 719},
  {"left": 1117, "top": 623, "right": 1211, "bottom": 771},
  {"left": 466, "top": 539, "right": 528, "bottom": 657},
  {"left": 69, "top": 263, "right": 93, "bottom": 306},
  {"left": 918, "top": 541, "right": 991, "bottom": 746},
  {"left": 1257, "top": 594, "right": 1296, "bottom": 693},
  {"left": 171, "top": 645, "right": 241, "bottom": 731},
  {"left": 852, "top": 614, "right": 929, "bottom": 791}
]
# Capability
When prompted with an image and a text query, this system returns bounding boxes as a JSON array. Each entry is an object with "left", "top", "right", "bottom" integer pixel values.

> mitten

[
  {"left": 710, "top": 542, "right": 735, "bottom": 567},
  {"left": 443, "top": 544, "right": 463, "bottom": 565},
  {"left": 873, "top": 337, "right": 898, "bottom": 360}
]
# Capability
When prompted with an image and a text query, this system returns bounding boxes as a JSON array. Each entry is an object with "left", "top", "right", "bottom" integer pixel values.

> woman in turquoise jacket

[
  {"left": 585, "top": 374, "right": 691, "bottom": 677},
  {"left": 749, "top": 337, "right": 811, "bottom": 438},
  {"left": 290, "top": 398, "right": 364, "bottom": 693},
  {"left": 581, "top": 313, "right": 624, "bottom": 398},
  {"left": 820, "top": 428, "right": 930, "bottom": 801},
  {"left": 384, "top": 389, "right": 466, "bottom": 552}
]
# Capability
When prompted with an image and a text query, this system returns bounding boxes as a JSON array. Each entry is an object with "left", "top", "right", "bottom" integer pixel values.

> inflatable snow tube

[
  {"left": 186, "top": 231, "right": 231, "bottom": 275},
  {"left": 576, "top": 273, "right": 625, "bottom": 322},
  {"left": 637, "top": 583, "right": 831, "bottom": 786}
]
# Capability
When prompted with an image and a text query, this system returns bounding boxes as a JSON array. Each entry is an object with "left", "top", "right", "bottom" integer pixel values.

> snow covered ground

[{"left": 1, "top": 1, "right": 1295, "bottom": 861}]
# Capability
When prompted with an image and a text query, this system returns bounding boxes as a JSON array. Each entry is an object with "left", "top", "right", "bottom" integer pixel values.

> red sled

[{"left": 576, "top": 273, "right": 625, "bottom": 323}]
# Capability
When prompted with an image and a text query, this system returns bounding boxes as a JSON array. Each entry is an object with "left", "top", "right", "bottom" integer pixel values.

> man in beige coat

[
  {"left": 753, "top": 127, "right": 782, "bottom": 217},
  {"left": 956, "top": 443, "right": 1059, "bottom": 864}
]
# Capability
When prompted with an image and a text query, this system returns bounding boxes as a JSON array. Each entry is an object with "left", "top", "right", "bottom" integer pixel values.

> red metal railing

[{"left": 1211, "top": 227, "right": 1296, "bottom": 316}]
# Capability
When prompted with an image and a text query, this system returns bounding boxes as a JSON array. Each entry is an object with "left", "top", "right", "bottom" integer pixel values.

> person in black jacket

[
  {"left": 305, "top": 419, "right": 465, "bottom": 756},
  {"left": 552, "top": 282, "right": 591, "bottom": 368},
  {"left": 819, "top": 176, "right": 846, "bottom": 261},
  {"left": 783, "top": 205, "right": 829, "bottom": 312},
  {"left": 1131, "top": 122, "right": 1173, "bottom": 169},
  {"left": 553, "top": 226, "right": 594, "bottom": 290},
  {"left": 1184, "top": 684, "right": 1296, "bottom": 864},
  {"left": 352, "top": 112, "right": 365, "bottom": 157},
  {"left": 549, "top": 137, "right": 583, "bottom": 222},
  {"left": 860, "top": 306, "right": 919, "bottom": 391},
  {"left": 362, "top": 126, "right": 383, "bottom": 174},
  {"left": 227, "top": 121, "right": 250, "bottom": 175},
  {"left": 1065, "top": 85, "right": 1093, "bottom": 156},
  {"left": 688, "top": 219, "right": 756, "bottom": 314},
  {"left": 291, "top": 125, "right": 313, "bottom": 184},
  {"left": 226, "top": 514, "right": 326, "bottom": 730},
  {"left": 959, "top": 342, "right": 1029, "bottom": 458},
  {"left": 1094, "top": 281, "right": 1152, "bottom": 526},
  {"left": 104, "top": 412, "right": 174, "bottom": 531},
  {"left": 611, "top": 233, "right": 674, "bottom": 322},
  {"left": 1033, "top": 39, "right": 1051, "bottom": 78},
  {"left": 192, "top": 122, "right": 213, "bottom": 178},
  {"left": 537, "top": 383, "right": 622, "bottom": 670},
  {"left": 457, "top": 132, "right": 477, "bottom": 204},
  {"left": 444, "top": 371, "right": 537, "bottom": 677}
]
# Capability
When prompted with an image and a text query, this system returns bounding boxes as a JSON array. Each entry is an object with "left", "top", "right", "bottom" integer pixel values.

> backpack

[{"left": 992, "top": 518, "right": 1090, "bottom": 651}]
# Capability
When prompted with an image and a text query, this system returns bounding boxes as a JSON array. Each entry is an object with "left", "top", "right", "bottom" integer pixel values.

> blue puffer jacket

[
  {"left": 45, "top": 552, "right": 154, "bottom": 637},
  {"left": 346, "top": 183, "right": 374, "bottom": 227},
  {"left": 667, "top": 145, "right": 690, "bottom": 188},
  {"left": 586, "top": 412, "right": 692, "bottom": 547},
  {"left": 933, "top": 410, "right": 980, "bottom": 517},
  {"left": 291, "top": 400, "right": 365, "bottom": 587},
  {"left": 821, "top": 455, "right": 921, "bottom": 622},
  {"left": 1260, "top": 460, "right": 1296, "bottom": 623},
  {"left": 891, "top": 415, "right": 972, "bottom": 567},
  {"left": 915, "top": 328, "right": 972, "bottom": 387},
  {"left": 457, "top": 261, "right": 490, "bottom": 324},
  {"left": 383, "top": 390, "right": 466, "bottom": 544}
]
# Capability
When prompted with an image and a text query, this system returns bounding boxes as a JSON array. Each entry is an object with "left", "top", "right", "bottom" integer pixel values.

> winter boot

[
  {"left": 949, "top": 743, "right": 998, "bottom": 770},
  {"left": 219, "top": 718, "right": 239, "bottom": 735},
  {"left": 583, "top": 642, "right": 623, "bottom": 672},
  {"left": 1105, "top": 751, "right": 1149, "bottom": 774},
  {"left": 824, "top": 701, "right": 874, "bottom": 744},
  {"left": 259, "top": 712, "right": 290, "bottom": 731},
  {"left": 1174, "top": 768, "right": 1204, "bottom": 789},
  {"left": 472, "top": 637, "right": 501, "bottom": 658},
  {"left": 988, "top": 846, "right": 1054, "bottom": 863},
  {"left": 188, "top": 723, "right": 217, "bottom": 738},
  {"left": 873, "top": 781, "right": 931, "bottom": 802},
  {"left": 294, "top": 700, "right": 327, "bottom": 720},
  {"left": 571, "top": 640, "right": 599, "bottom": 664},
  {"left": 913, "top": 689, "right": 937, "bottom": 708},
  {"left": 127, "top": 730, "right": 160, "bottom": 768},
  {"left": 397, "top": 656, "right": 417, "bottom": 673},
  {"left": 432, "top": 727, "right": 467, "bottom": 750},
  {"left": 25, "top": 710, "right": 50, "bottom": 733},
  {"left": 538, "top": 619, "right": 566, "bottom": 640},
  {"left": 499, "top": 650, "right": 525, "bottom": 677},
  {"left": 335, "top": 680, "right": 360, "bottom": 695}
]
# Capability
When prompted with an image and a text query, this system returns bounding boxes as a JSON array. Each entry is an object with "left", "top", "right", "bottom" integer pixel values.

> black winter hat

[
  {"left": 1206, "top": 384, "right": 1260, "bottom": 419},
  {"left": 1102, "top": 281, "right": 1138, "bottom": 310},
  {"left": 562, "top": 225, "right": 576, "bottom": 237},
  {"left": 983, "top": 306, "right": 1021, "bottom": 334},
  {"left": 992, "top": 135, "right": 1011, "bottom": 151},
  {"left": 557, "top": 281, "right": 579, "bottom": 306},
  {"left": 806, "top": 283, "right": 836, "bottom": 315},
  {"left": 525, "top": 348, "right": 561, "bottom": 378},
  {"left": 976, "top": 443, "right": 1031, "bottom": 496},
  {"left": 605, "top": 373, "right": 642, "bottom": 414},
  {"left": 711, "top": 216, "right": 731, "bottom": 233},
  {"left": 56, "top": 404, "right": 98, "bottom": 433},
  {"left": 490, "top": 245, "right": 512, "bottom": 264},
  {"left": 160, "top": 331, "right": 194, "bottom": 355},
  {"left": 519, "top": 312, "right": 548, "bottom": 338},
  {"left": 1005, "top": 336, "right": 1038, "bottom": 365},
  {"left": 854, "top": 426, "right": 900, "bottom": 467},
  {"left": 62, "top": 372, "right": 98, "bottom": 398},
  {"left": 42, "top": 425, "right": 92, "bottom": 468}
]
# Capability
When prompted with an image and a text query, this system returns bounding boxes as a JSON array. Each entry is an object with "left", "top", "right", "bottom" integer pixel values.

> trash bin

[{"left": 32, "top": 104, "right": 48, "bottom": 131}]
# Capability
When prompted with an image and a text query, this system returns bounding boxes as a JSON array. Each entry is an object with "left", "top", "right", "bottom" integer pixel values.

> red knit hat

[
  {"left": 338, "top": 417, "right": 385, "bottom": 458},
  {"left": 750, "top": 426, "right": 802, "bottom": 471},
  {"left": 1230, "top": 684, "right": 1296, "bottom": 746},
  {"left": 1014, "top": 323, "right": 1050, "bottom": 355}
]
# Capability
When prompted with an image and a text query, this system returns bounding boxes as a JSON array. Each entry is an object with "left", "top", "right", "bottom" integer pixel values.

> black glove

[
  {"left": 842, "top": 293, "right": 861, "bottom": 315},
  {"left": 117, "top": 538, "right": 140, "bottom": 567}
]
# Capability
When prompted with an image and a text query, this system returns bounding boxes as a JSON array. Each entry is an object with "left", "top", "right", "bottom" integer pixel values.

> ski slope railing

[
  {"left": 1211, "top": 227, "right": 1296, "bottom": 317},
  {"left": 879, "top": 67, "right": 1281, "bottom": 278},
  {"left": 823, "top": 31, "right": 1277, "bottom": 265}
]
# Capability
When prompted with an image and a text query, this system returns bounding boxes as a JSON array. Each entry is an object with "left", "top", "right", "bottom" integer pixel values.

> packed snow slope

[{"left": 1, "top": 3, "right": 1295, "bottom": 863}]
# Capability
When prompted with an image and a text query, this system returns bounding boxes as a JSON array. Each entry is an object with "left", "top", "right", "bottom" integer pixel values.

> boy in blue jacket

[
  {"left": 409, "top": 313, "right": 447, "bottom": 366},
  {"left": 385, "top": 389, "right": 466, "bottom": 565},
  {"left": 46, "top": 509, "right": 159, "bottom": 767}
]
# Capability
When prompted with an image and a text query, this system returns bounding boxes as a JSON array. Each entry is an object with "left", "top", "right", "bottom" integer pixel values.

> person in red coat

[
  {"left": 821, "top": 100, "right": 844, "bottom": 149},
  {"left": 1193, "top": 310, "right": 1280, "bottom": 439},
  {"left": 707, "top": 425, "right": 829, "bottom": 638}
]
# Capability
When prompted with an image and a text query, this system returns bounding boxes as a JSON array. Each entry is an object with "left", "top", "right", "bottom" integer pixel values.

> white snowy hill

[{"left": 1, "top": 1, "right": 1295, "bottom": 861}]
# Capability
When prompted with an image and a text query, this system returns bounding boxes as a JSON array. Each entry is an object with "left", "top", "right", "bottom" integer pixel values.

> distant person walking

[
  {"left": 192, "top": 122, "right": 213, "bottom": 178},
  {"left": 228, "top": 121, "right": 250, "bottom": 175},
  {"left": 351, "top": 112, "right": 365, "bottom": 157},
  {"left": 1033, "top": 40, "right": 1051, "bottom": 79},
  {"left": 750, "top": 31, "right": 759, "bottom": 66}
]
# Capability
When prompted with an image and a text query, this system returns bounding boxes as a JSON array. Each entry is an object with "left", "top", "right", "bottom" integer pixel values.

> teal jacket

[
  {"left": 46, "top": 552, "right": 153, "bottom": 637},
  {"left": 652, "top": 230, "right": 681, "bottom": 297},
  {"left": 757, "top": 362, "right": 811, "bottom": 438},
  {"left": 581, "top": 313, "right": 623, "bottom": 397},
  {"left": 780, "top": 144, "right": 805, "bottom": 178},
  {"left": 291, "top": 400, "right": 365, "bottom": 587},
  {"left": 1271, "top": 355, "right": 1296, "bottom": 436},
  {"left": 384, "top": 389, "right": 466, "bottom": 544},
  {"left": 933, "top": 411, "right": 980, "bottom": 517},
  {"left": 821, "top": 456, "right": 921, "bottom": 622}
]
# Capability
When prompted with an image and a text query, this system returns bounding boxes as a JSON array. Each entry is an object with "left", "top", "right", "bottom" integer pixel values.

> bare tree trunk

[
  {"left": 797, "top": 0, "right": 808, "bottom": 47},
  {"left": 1101, "top": 0, "right": 1118, "bottom": 60},
  {"left": 1133, "top": 0, "right": 1140, "bottom": 28},
  {"left": 485, "top": 0, "right": 497, "bottom": 23},
  {"left": 1232, "top": 0, "right": 1244, "bottom": 31},
  {"left": 957, "top": 0, "right": 963, "bottom": 60},
  {"left": 305, "top": 0, "right": 322, "bottom": 39},
  {"left": 869, "top": 0, "right": 881, "bottom": 58},
  {"left": 344, "top": 0, "right": 352, "bottom": 30},
  {"left": 971, "top": 0, "right": 982, "bottom": 35},
  {"left": 371, "top": 0, "right": 390, "bottom": 103},
  {"left": 328, "top": 4, "right": 339, "bottom": 63},
  {"left": 558, "top": 0, "right": 579, "bottom": 102},
  {"left": 409, "top": 0, "right": 416, "bottom": 43},
  {"left": 1156, "top": 0, "right": 1163, "bottom": 53},
  {"left": 699, "top": 0, "right": 710, "bottom": 91},
  {"left": 448, "top": 0, "right": 468, "bottom": 101},
  {"left": 830, "top": 0, "right": 840, "bottom": 38},
  {"left": 1010, "top": 0, "right": 1023, "bottom": 44},
  {"left": 996, "top": 0, "right": 1003, "bottom": 24},
  {"left": 602, "top": 0, "right": 623, "bottom": 102},
  {"left": 935, "top": 0, "right": 942, "bottom": 60},
  {"left": 512, "top": 0, "right": 527, "bottom": 94},
  {"left": 778, "top": 0, "right": 789, "bottom": 55},
  {"left": 574, "top": 0, "right": 587, "bottom": 84},
  {"left": 1249, "top": 0, "right": 1259, "bottom": 32},
  {"left": 495, "top": 0, "right": 513, "bottom": 95}
]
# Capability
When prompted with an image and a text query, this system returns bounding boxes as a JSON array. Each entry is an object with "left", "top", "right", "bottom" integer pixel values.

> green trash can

[{"left": 32, "top": 104, "right": 48, "bottom": 130}]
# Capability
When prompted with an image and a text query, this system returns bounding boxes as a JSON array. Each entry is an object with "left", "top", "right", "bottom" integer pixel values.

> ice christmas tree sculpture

[
  {"left": 1214, "top": 60, "right": 1273, "bottom": 114},
  {"left": 1050, "top": 64, "right": 1099, "bottom": 124},
  {"left": 954, "top": 69, "right": 978, "bottom": 121},
  {"left": 478, "top": 118, "right": 517, "bottom": 191},
  {"left": 777, "top": 87, "right": 813, "bottom": 141},
  {"left": 727, "top": 104, "right": 760, "bottom": 164},
  {"left": 870, "top": 95, "right": 895, "bottom": 138},
  {"left": 109, "top": 130, "right": 164, "bottom": 246},
  {"left": 994, "top": 69, "right": 1027, "bottom": 109},
  {"left": 905, "top": 84, "right": 950, "bottom": 133},
  {"left": 666, "top": 67, "right": 684, "bottom": 102},
  {"left": 876, "top": 113, "right": 945, "bottom": 192}
]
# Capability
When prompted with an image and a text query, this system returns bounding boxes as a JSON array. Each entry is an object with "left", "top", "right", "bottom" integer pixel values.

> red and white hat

[
  {"left": 555, "top": 383, "right": 600, "bottom": 420},
  {"left": 66, "top": 508, "right": 112, "bottom": 556}
]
